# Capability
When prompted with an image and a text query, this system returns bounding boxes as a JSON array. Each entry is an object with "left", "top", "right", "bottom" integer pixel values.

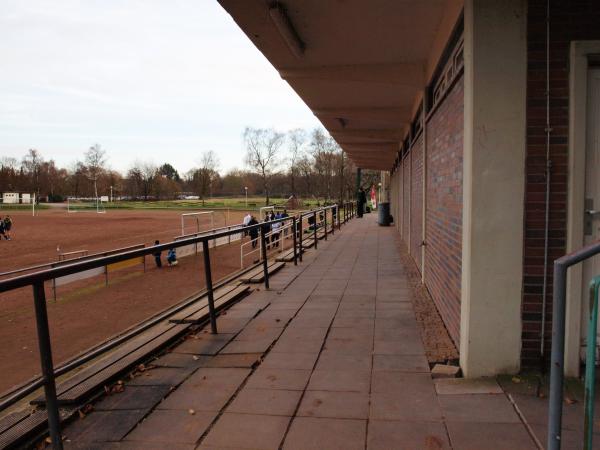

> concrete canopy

[{"left": 218, "top": 0, "right": 462, "bottom": 170}]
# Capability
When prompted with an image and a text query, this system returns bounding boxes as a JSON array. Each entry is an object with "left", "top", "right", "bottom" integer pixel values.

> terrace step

[
  {"left": 31, "top": 284, "right": 249, "bottom": 407},
  {"left": 0, "top": 409, "right": 73, "bottom": 450},
  {"left": 239, "top": 261, "right": 285, "bottom": 284}
]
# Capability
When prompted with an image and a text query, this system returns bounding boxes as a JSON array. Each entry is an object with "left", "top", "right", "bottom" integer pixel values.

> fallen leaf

[
  {"left": 193, "top": 356, "right": 199, "bottom": 361},
  {"left": 188, "top": 409, "right": 195, "bottom": 415},
  {"left": 565, "top": 397, "right": 577, "bottom": 405},
  {"left": 511, "top": 376, "right": 521, "bottom": 384}
]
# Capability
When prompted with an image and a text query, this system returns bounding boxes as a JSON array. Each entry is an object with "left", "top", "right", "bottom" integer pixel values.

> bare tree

[
  {"left": 244, "top": 127, "right": 284, "bottom": 205},
  {"left": 287, "top": 129, "right": 306, "bottom": 196},
  {"left": 190, "top": 150, "right": 219, "bottom": 205},
  {"left": 84, "top": 144, "right": 106, "bottom": 204},
  {"left": 21, "top": 149, "right": 44, "bottom": 201}
]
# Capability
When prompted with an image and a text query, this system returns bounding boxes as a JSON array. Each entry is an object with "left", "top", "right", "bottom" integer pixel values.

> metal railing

[
  {"left": 0, "top": 202, "right": 355, "bottom": 449},
  {"left": 547, "top": 240, "right": 600, "bottom": 450}
]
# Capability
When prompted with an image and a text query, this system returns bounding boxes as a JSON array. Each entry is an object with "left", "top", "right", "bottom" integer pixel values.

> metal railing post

[
  {"left": 331, "top": 207, "right": 335, "bottom": 235},
  {"left": 201, "top": 240, "right": 218, "bottom": 334},
  {"left": 313, "top": 211, "right": 318, "bottom": 249},
  {"left": 292, "top": 217, "right": 298, "bottom": 266},
  {"left": 298, "top": 216, "right": 303, "bottom": 262},
  {"left": 260, "top": 225, "right": 270, "bottom": 289},
  {"left": 32, "top": 281, "right": 63, "bottom": 450},
  {"left": 324, "top": 209, "right": 328, "bottom": 240}
]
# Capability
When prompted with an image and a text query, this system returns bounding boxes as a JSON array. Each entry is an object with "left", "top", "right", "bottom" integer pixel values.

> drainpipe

[{"left": 540, "top": 0, "right": 552, "bottom": 365}]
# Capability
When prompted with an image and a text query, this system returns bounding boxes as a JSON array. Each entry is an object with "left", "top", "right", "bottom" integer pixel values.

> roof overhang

[{"left": 218, "top": 0, "right": 462, "bottom": 171}]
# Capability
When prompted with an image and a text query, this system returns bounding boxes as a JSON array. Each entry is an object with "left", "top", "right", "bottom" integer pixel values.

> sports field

[{"left": 0, "top": 207, "right": 272, "bottom": 393}]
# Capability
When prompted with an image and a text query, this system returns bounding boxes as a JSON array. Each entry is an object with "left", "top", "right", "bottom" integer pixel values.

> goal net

[
  {"left": 67, "top": 197, "right": 106, "bottom": 213},
  {"left": 181, "top": 211, "right": 215, "bottom": 236},
  {"left": 259, "top": 206, "right": 275, "bottom": 221}
]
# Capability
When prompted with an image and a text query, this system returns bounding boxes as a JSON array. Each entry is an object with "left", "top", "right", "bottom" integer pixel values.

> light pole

[
  {"left": 110, "top": 186, "right": 113, "bottom": 202},
  {"left": 244, "top": 186, "right": 248, "bottom": 207},
  {"left": 378, "top": 182, "right": 382, "bottom": 206}
]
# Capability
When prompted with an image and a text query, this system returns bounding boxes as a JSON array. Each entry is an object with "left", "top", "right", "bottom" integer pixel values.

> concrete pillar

[{"left": 460, "top": 0, "right": 527, "bottom": 377}]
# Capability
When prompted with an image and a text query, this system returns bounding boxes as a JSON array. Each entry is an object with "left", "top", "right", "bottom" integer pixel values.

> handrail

[
  {"left": 0, "top": 202, "right": 354, "bottom": 449},
  {"left": 548, "top": 239, "right": 600, "bottom": 450}
]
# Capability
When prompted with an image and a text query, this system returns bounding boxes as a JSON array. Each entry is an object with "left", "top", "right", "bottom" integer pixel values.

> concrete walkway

[{"left": 62, "top": 216, "right": 541, "bottom": 450}]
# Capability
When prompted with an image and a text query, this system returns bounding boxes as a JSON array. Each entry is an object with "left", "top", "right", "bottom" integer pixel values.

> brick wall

[
  {"left": 522, "top": 0, "right": 600, "bottom": 367},
  {"left": 424, "top": 76, "right": 464, "bottom": 347},
  {"left": 389, "top": 75, "right": 464, "bottom": 347},
  {"left": 402, "top": 158, "right": 410, "bottom": 242},
  {"left": 410, "top": 135, "right": 424, "bottom": 269}
]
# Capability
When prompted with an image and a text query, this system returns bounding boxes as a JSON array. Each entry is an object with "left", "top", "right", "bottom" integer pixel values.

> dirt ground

[
  {"left": 0, "top": 208, "right": 257, "bottom": 394},
  {"left": 394, "top": 235, "right": 459, "bottom": 365}
]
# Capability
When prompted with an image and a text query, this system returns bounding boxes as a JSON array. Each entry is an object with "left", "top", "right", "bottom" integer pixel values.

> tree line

[{"left": 0, "top": 127, "right": 378, "bottom": 204}]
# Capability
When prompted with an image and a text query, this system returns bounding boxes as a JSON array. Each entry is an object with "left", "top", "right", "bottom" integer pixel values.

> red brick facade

[
  {"left": 410, "top": 136, "right": 423, "bottom": 269},
  {"left": 424, "top": 77, "right": 464, "bottom": 347},
  {"left": 391, "top": 75, "right": 464, "bottom": 347},
  {"left": 521, "top": 1, "right": 600, "bottom": 367}
]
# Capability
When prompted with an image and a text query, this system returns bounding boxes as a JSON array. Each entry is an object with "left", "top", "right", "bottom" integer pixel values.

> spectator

[
  {"left": 242, "top": 212, "right": 252, "bottom": 236},
  {"left": 3, "top": 216, "right": 12, "bottom": 240},
  {"left": 153, "top": 240, "right": 162, "bottom": 268},
  {"left": 248, "top": 215, "right": 259, "bottom": 248},
  {"left": 167, "top": 248, "right": 178, "bottom": 266}
]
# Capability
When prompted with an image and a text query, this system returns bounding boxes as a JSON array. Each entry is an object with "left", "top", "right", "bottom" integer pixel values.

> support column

[{"left": 460, "top": 0, "right": 526, "bottom": 377}]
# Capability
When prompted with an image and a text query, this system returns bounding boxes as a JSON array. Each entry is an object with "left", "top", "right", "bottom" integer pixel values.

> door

[{"left": 582, "top": 67, "right": 600, "bottom": 359}]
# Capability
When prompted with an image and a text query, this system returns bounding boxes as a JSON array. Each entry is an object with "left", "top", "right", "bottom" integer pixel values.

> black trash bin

[{"left": 378, "top": 202, "right": 393, "bottom": 226}]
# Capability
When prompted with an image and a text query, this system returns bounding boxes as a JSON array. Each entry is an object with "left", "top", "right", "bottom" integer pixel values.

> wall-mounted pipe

[{"left": 540, "top": 0, "right": 552, "bottom": 364}]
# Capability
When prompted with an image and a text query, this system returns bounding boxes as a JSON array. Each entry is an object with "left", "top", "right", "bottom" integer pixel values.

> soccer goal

[
  {"left": 67, "top": 197, "right": 106, "bottom": 214},
  {"left": 259, "top": 206, "right": 276, "bottom": 220},
  {"left": 181, "top": 211, "right": 215, "bottom": 236},
  {"left": 0, "top": 192, "right": 36, "bottom": 216}
]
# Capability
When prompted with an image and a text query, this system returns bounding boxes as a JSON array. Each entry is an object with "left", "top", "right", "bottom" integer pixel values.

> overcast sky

[{"left": 0, "top": 0, "right": 321, "bottom": 175}]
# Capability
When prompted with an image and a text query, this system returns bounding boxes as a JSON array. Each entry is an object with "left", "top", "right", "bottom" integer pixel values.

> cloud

[{"left": 0, "top": 0, "right": 321, "bottom": 174}]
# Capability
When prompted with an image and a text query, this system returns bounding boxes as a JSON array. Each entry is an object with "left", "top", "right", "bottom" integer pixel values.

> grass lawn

[{"left": 99, "top": 197, "right": 328, "bottom": 210}]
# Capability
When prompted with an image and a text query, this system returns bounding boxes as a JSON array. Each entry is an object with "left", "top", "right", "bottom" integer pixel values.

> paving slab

[
  {"left": 204, "top": 353, "right": 262, "bottom": 368},
  {"left": 227, "top": 388, "right": 302, "bottom": 416},
  {"left": 446, "top": 421, "right": 537, "bottom": 450},
  {"left": 128, "top": 366, "right": 194, "bottom": 386},
  {"left": 261, "top": 351, "right": 319, "bottom": 370},
  {"left": 372, "top": 354, "right": 430, "bottom": 372},
  {"left": 435, "top": 377, "right": 503, "bottom": 395},
  {"left": 152, "top": 352, "right": 210, "bottom": 369},
  {"left": 438, "top": 394, "right": 521, "bottom": 423},
  {"left": 200, "top": 413, "right": 290, "bottom": 450},
  {"left": 124, "top": 409, "right": 214, "bottom": 444},
  {"left": 315, "top": 350, "right": 372, "bottom": 371},
  {"left": 94, "top": 385, "right": 171, "bottom": 411},
  {"left": 307, "top": 369, "right": 371, "bottom": 393},
  {"left": 246, "top": 368, "right": 312, "bottom": 390},
  {"left": 219, "top": 337, "right": 275, "bottom": 354},
  {"left": 297, "top": 390, "right": 369, "bottom": 419},
  {"left": 283, "top": 417, "right": 366, "bottom": 450},
  {"left": 174, "top": 335, "right": 234, "bottom": 355},
  {"left": 367, "top": 420, "right": 450, "bottom": 450}
]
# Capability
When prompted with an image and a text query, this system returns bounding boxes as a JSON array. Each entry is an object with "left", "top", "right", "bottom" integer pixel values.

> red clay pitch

[{"left": 0, "top": 208, "right": 253, "bottom": 394}]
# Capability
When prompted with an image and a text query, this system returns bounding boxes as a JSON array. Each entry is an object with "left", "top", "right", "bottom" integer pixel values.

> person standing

[
  {"left": 248, "top": 215, "right": 259, "bottom": 249},
  {"left": 357, "top": 187, "right": 367, "bottom": 218},
  {"left": 3, "top": 216, "right": 12, "bottom": 240},
  {"left": 153, "top": 240, "right": 162, "bottom": 268}
]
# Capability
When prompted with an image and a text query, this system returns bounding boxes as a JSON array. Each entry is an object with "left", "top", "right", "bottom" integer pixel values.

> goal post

[
  {"left": 259, "top": 206, "right": 275, "bottom": 220},
  {"left": 67, "top": 197, "right": 106, "bottom": 214},
  {"left": 181, "top": 211, "right": 215, "bottom": 236}
]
